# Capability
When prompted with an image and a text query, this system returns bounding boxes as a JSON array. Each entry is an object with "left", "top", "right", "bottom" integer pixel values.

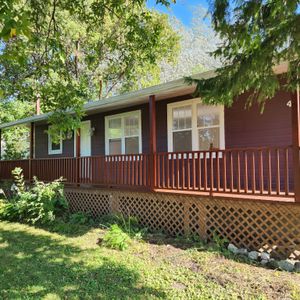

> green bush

[
  {"left": 100, "top": 214, "right": 147, "bottom": 251},
  {"left": 98, "top": 213, "right": 147, "bottom": 239},
  {"left": 212, "top": 231, "right": 229, "bottom": 251},
  {"left": 69, "top": 211, "right": 93, "bottom": 225},
  {"left": 102, "top": 224, "right": 131, "bottom": 251},
  {"left": 0, "top": 168, "right": 68, "bottom": 224}
]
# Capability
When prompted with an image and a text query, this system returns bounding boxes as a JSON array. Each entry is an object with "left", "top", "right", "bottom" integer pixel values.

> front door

[
  {"left": 75, "top": 121, "right": 92, "bottom": 181},
  {"left": 79, "top": 121, "right": 91, "bottom": 157}
]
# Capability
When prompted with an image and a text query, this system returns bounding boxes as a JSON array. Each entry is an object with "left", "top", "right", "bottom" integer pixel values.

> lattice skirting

[{"left": 64, "top": 187, "right": 300, "bottom": 259}]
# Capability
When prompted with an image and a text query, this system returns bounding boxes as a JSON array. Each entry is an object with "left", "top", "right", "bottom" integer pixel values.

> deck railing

[
  {"left": 0, "top": 146, "right": 295, "bottom": 198},
  {"left": 154, "top": 146, "right": 293, "bottom": 196}
]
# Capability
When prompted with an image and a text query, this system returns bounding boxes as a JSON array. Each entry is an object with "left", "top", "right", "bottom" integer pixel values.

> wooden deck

[{"left": 0, "top": 146, "right": 296, "bottom": 202}]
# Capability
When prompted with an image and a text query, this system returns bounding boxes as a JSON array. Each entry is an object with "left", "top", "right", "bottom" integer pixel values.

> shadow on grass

[
  {"left": 0, "top": 224, "right": 166, "bottom": 299},
  {"left": 36, "top": 218, "right": 94, "bottom": 238}
]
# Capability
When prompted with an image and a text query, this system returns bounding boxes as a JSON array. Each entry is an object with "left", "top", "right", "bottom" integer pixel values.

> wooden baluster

[
  {"left": 192, "top": 152, "right": 196, "bottom": 191},
  {"left": 259, "top": 150, "right": 264, "bottom": 194},
  {"left": 252, "top": 151, "right": 256, "bottom": 194},
  {"left": 132, "top": 155, "right": 137, "bottom": 185},
  {"left": 116, "top": 156, "right": 119, "bottom": 185},
  {"left": 210, "top": 151, "right": 214, "bottom": 194},
  {"left": 276, "top": 149, "right": 281, "bottom": 195},
  {"left": 198, "top": 152, "right": 202, "bottom": 190},
  {"left": 162, "top": 153, "right": 165, "bottom": 188},
  {"left": 143, "top": 155, "right": 147, "bottom": 186},
  {"left": 130, "top": 155, "right": 133, "bottom": 186},
  {"left": 135, "top": 155, "right": 138, "bottom": 186},
  {"left": 157, "top": 154, "right": 161, "bottom": 188},
  {"left": 182, "top": 153, "right": 185, "bottom": 189},
  {"left": 216, "top": 151, "right": 220, "bottom": 192},
  {"left": 285, "top": 148, "right": 289, "bottom": 195},
  {"left": 230, "top": 151, "right": 233, "bottom": 192},
  {"left": 176, "top": 154, "right": 180, "bottom": 189},
  {"left": 166, "top": 153, "right": 169, "bottom": 188},
  {"left": 268, "top": 149, "right": 272, "bottom": 195},
  {"left": 187, "top": 152, "right": 191, "bottom": 189},
  {"left": 237, "top": 151, "right": 241, "bottom": 193},
  {"left": 203, "top": 152, "right": 207, "bottom": 191},
  {"left": 171, "top": 153, "right": 175, "bottom": 189},
  {"left": 223, "top": 152, "right": 227, "bottom": 192},
  {"left": 244, "top": 151, "right": 248, "bottom": 193},
  {"left": 138, "top": 155, "right": 141, "bottom": 186}
]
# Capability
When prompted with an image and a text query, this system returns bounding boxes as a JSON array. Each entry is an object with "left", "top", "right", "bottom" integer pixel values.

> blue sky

[{"left": 147, "top": 0, "right": 209, "bottom": 26}]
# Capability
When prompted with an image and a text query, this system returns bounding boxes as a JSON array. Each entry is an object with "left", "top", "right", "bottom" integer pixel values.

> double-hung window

[
  {"left": 167, "top": 98, "right": 224, "bottom": 152},
  {"left": 48, "top": 127, "right": 63, "bottom": 155},
  {"left": 105, "top": 110, "right": 142, "bottom": 155}
]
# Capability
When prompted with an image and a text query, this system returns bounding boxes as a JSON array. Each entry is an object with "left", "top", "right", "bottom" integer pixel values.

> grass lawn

[{"left": 0, "top": 220, "right": 300, "bottom": 300}]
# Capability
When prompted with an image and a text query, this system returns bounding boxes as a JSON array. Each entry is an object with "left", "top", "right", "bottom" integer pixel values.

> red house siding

[
  {"left": 35, "top": 124, "right": 75, "bottom": 158},
  {"left": 225, "top": 90, "right": 292, "bottom": 148},
  {"left": 34, "top": 89, "right": 293, "bottom": 158}
]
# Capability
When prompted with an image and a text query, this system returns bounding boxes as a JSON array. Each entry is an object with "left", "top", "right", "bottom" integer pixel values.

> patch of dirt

[
  {"left": 138, "top": 234, "right": 300, "bottom": 300},
  {"left": 197, "top": 255, "right": 300, "bottom": 299}
]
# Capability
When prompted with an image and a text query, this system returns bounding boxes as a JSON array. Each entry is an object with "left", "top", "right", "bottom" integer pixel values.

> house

[
  {"left": 0, "top": 62, "right": 300, "bottom": 258},
  {"left": 0, "top": 61, "right": 298, "bottom": 200}
]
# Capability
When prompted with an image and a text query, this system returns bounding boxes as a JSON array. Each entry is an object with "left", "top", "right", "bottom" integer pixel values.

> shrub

[
  {"left": 0, "top": 168, "right": 68, "bottom": 224},
  {"left": 69, "top": 211, "right": 93, "bottom": 225},
  {"left": 100, "top": 213, "right": 147, "bottom": 251},
  {"left": 102, "top": 224, "right": 131, "bottom": 251},
  {"left": 212, "top": 231, "right": 229, "bottom": 251},
  {"left": 98, "top": 213, "right": 147, "bottom": 239}
]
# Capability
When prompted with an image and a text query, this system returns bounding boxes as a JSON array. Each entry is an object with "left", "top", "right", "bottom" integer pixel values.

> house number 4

[{"left": 287, "top": 100, "right": 292, "bottom": 107}]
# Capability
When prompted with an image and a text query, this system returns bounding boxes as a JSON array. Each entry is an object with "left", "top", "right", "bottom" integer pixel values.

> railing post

[
  {"left": 76, "top": 128, "right": 81, "bottom": 186},
  {"left": 291, "top": 88, "right": 300, "bottom": 202},
  {"left": 149, "top": 95, "right": 157, "bottom": 190},
  {"left": 29, "top": 122, "right": 34, "bottom": 182}
]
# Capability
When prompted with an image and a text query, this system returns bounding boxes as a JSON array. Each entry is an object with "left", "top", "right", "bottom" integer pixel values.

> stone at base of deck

[{"left": 65, "top": 186, "right": 300, "bottom": 260}]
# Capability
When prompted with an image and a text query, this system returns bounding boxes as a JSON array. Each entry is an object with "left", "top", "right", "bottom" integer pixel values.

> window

[
  {"left": 48, "top": 128, "right": 63, "bottom": 155},
  {"left": 167, "top": 99, "right": 224, "bottom": 152},
  {"left": 105, "top": 110, "right": 142, "bottom": 155}
]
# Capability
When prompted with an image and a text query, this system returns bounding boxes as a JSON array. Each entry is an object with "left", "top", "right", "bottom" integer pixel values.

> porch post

[
  {"left": 149, "top": 95, "right": 157, "bottom": 189},
  {"left": 29, "top": 122, "right": 34, "bottom": 181},
  {"left": 291, "top": 88, "right": 300, "bottom": 202},
  {"left": 76, "top": 128, "right": 81, "bottom": 186}
]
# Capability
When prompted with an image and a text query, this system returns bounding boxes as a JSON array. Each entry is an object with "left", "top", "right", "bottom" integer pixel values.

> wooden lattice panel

[
  {"left": 187, "top": 202, "right": 206, "bottom": 236},
  {"left": 196, "top": 199, "right": 300, "bottom": 259},
  {"left": 64, "top": 187, "right": 300, "bottom": 259},
  {"left": 117, "top": 192, "right": 185, "bottom": 236},
  {"left": 65, "top": 188, "right": 111, "bottom": 217}
]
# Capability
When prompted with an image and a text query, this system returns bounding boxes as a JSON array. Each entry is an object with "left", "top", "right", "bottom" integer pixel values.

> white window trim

[
  {"left": 105, "top": 110, "right": 142, "bottom": 155},
  {"left": 48, "top": 129, "right": 63, "bottom": 155},
  {"left": 167, "top": 98, "right": 225, "bottom": 152}
]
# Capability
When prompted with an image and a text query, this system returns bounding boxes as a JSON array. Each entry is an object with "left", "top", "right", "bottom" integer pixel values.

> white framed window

[
  {"left": 167, "top": 98, "right": 225, "bottom": 152},
  {"left": 105, "top": 110, "right": 142, "bottom": 155},
  {"left": 48, "top": 128, "right": 63, "bottom": 155}
]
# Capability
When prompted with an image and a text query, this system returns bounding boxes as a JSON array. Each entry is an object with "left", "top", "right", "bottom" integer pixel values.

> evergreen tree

[{"left": 189, "top": 1, "right": 299, "bottom": 107}]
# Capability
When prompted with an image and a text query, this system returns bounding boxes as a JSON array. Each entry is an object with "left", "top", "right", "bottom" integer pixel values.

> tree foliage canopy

[
  {"left": 0, "top": 101, "right": 32, "bottom": 159},
  {"left": 189, "top": 0, "right": 300, "bottom": 107},
  {"left": 0, "top": 0, "right": 178, "bottom": 140}
]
